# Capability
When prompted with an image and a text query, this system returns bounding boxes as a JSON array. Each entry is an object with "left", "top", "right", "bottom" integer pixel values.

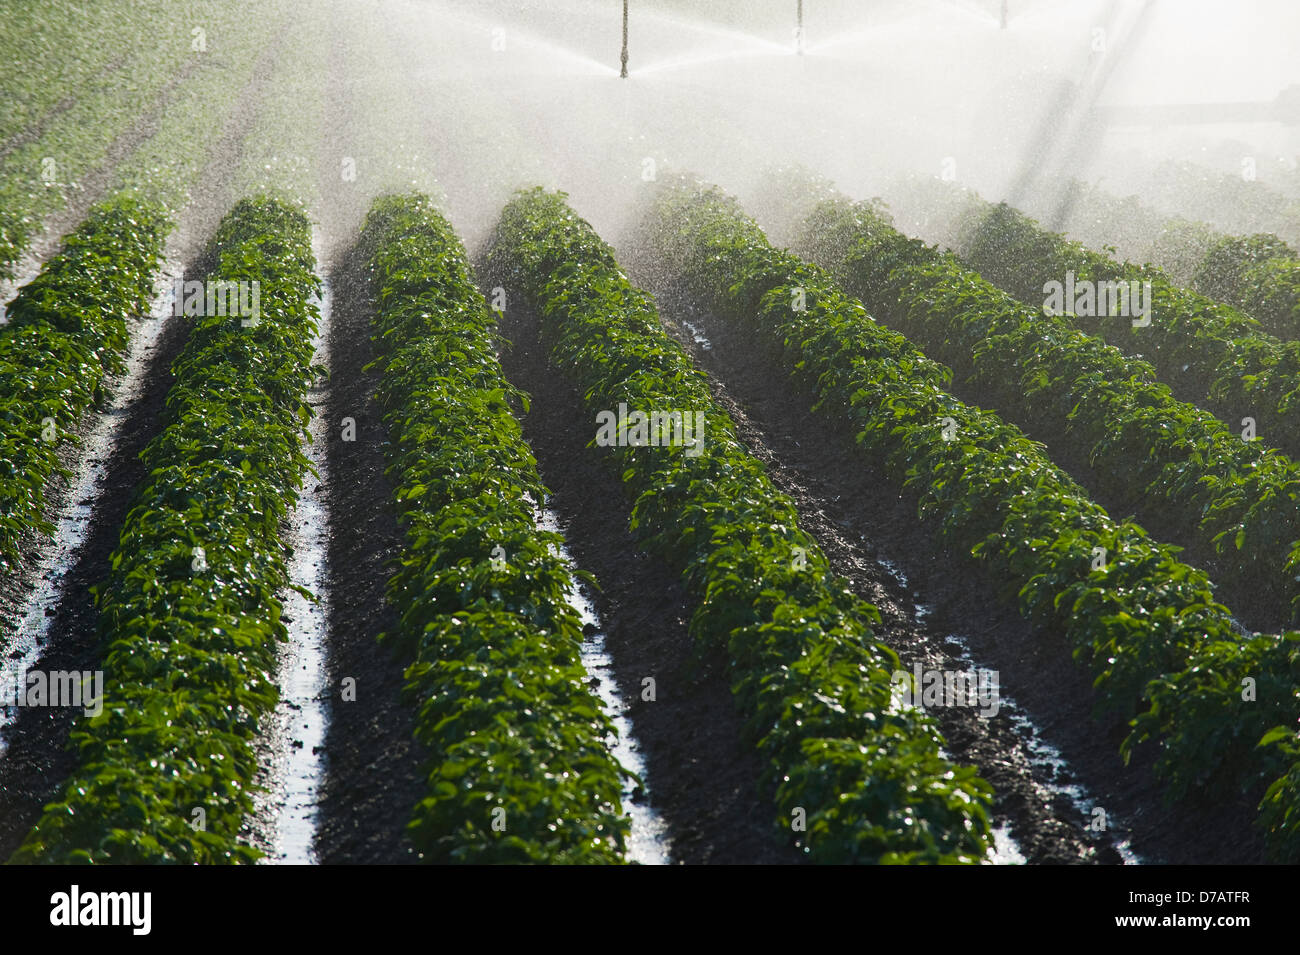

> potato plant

[
  {"left": 0, "top": 195, "right": 167, "bottom": 572},
  {"left": 489, "top": 186, "right": 997, "bottom": 865},
  {"left": 360, "top": 193, "right": 631, "bottom": 864},
  {"left": 643, "top": 179, "right": 1300, "bottom": 861},
  {"left": 12, "top": 197, "right": 318, "bottom": 864}
]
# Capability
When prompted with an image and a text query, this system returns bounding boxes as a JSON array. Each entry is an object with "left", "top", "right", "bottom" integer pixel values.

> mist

[{"left": 327, "top": 0, "right": 1300, "bottom": 255}]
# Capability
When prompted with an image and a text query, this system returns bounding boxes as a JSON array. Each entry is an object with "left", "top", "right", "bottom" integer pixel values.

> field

[{"left": 1, "top": 0, "right": 1298, "bottom": 877}]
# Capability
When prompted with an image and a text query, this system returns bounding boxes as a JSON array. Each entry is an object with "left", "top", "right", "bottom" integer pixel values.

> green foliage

[
  {"left": 488, "top": 186, "right": 995, "bottom": 865},
  {"left": 644, "top": 179, "right": 1300, "bottom": 861},
  {"left": 0, "top": 195, "right": 168, "bottom": 572},
  {"left": 801, "top": 198, "right": 1300, "bottom": 628},
  {"left": 11, "top": 196, "right": 318, "bottom": 864},
  {"left": 952, "top": 198, "right": 1300, "bottom": 464},
  {"left": 1195, "top": 233, "right": 1300, "bottom": 338},
  {"left": 361, "top": 193, "right": 629, "bottom": 864},
  {"left": 0, "top": 2, "right": 290, "bottom": 276}
]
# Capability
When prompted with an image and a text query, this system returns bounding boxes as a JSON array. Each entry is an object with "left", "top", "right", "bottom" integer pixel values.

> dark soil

[
  {"left": 489, "top": 285, "right": 806, "bottom": 865},
  {"left": 306, "top": 15, "right": 430, "bottom": 866},
  {"left": 312, "top": 241, "right": 425, "bottom": 865},
  {"left": 623, "top": 265, "right": 1268, "bottom": 866}
]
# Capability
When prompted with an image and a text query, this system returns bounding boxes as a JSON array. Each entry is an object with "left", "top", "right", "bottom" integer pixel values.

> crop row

[
  {"left": 331, "top": 10, "right": 444, "bottom": 204},
  {"left": 951, "top": 198, "right": 1300, "bottom": 462},
  {"left": 641, "top": 178, "right": 1300, "bottom": 859},
  {"left": 488, "top": 187, "right": 996, "bottom": 864},
  {"left": 12, "top": 197, "right": 319, "bottom": 863},
  {"left": 112, "top": 10, "right": 291, "bottom": 217},
  {"left": 0, "top": 1, "right": 267, "bottom": 279},
  {"left": 1018, "top": 178, "right": 1214, "bottom": 289},
  {"left": 0, "top": 196, "right": 167, "bottom": 573},
  {"left": 1194, "top": 232, "right": 1300, "bottom": 340},
  {"left": 360, "top": 193, "right": 630, "bottom": 863},
  {"left": 1012, "top": 180, "right": 1300, "bottom": 331},
  {"left": 794, "top": 197, "right": 1300, "bottom": 629}
]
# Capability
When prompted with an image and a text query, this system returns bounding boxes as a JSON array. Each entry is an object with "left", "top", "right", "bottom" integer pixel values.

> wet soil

[
  {"left": 622, "top": 266, "right": 1269, "bottom": 866},
  {"left": 311, "top": 241, "right": 426, "bottom": 865},
  {"left": 490, "top": 289, "right": 806, "bottom": 865}
]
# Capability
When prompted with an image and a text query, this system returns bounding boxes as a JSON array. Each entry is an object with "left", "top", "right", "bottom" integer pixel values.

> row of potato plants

[
  {"left": 0, "top": 195, "right": 168, "bottom": 572},
  {"left": 112, "top": 8, "right": 291, "bottom": 217},
  {"left": 1194, "top": 232, "right": 1300, "bottom": 340},
  {"left": 487, "top": 186, "right": 996, "bottom": 864},
  {"left": 643, "top": 178, "right": 1300, "bottom": 860},
  {"left": 0, "top": 3, "right": 130, "bottom": 145},
  {"left": 794, "top": 197, "right": 1300, "bottom": 629},
  {"left": 360, "top": 193, "right": 630, "bottom": 864},
  {"left": 1016, "top": 177, "right": 1216, "bottom": 289},
  {"left": 0, "top": 0, "right": 263, "bottom": 279},
  {"left": 12, "top": 197, "right": 319, "bottom": 863},
  {"left": 950, "top": 197, "right": 1300, "bottom": 461},
  {"left": 232, "top": 9, "right": 328, "bottom": 211}
]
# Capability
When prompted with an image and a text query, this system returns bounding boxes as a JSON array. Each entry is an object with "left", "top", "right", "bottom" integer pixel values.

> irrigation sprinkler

[{"left": 620, "top": 0, "right": 629, "bottom": 77}]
